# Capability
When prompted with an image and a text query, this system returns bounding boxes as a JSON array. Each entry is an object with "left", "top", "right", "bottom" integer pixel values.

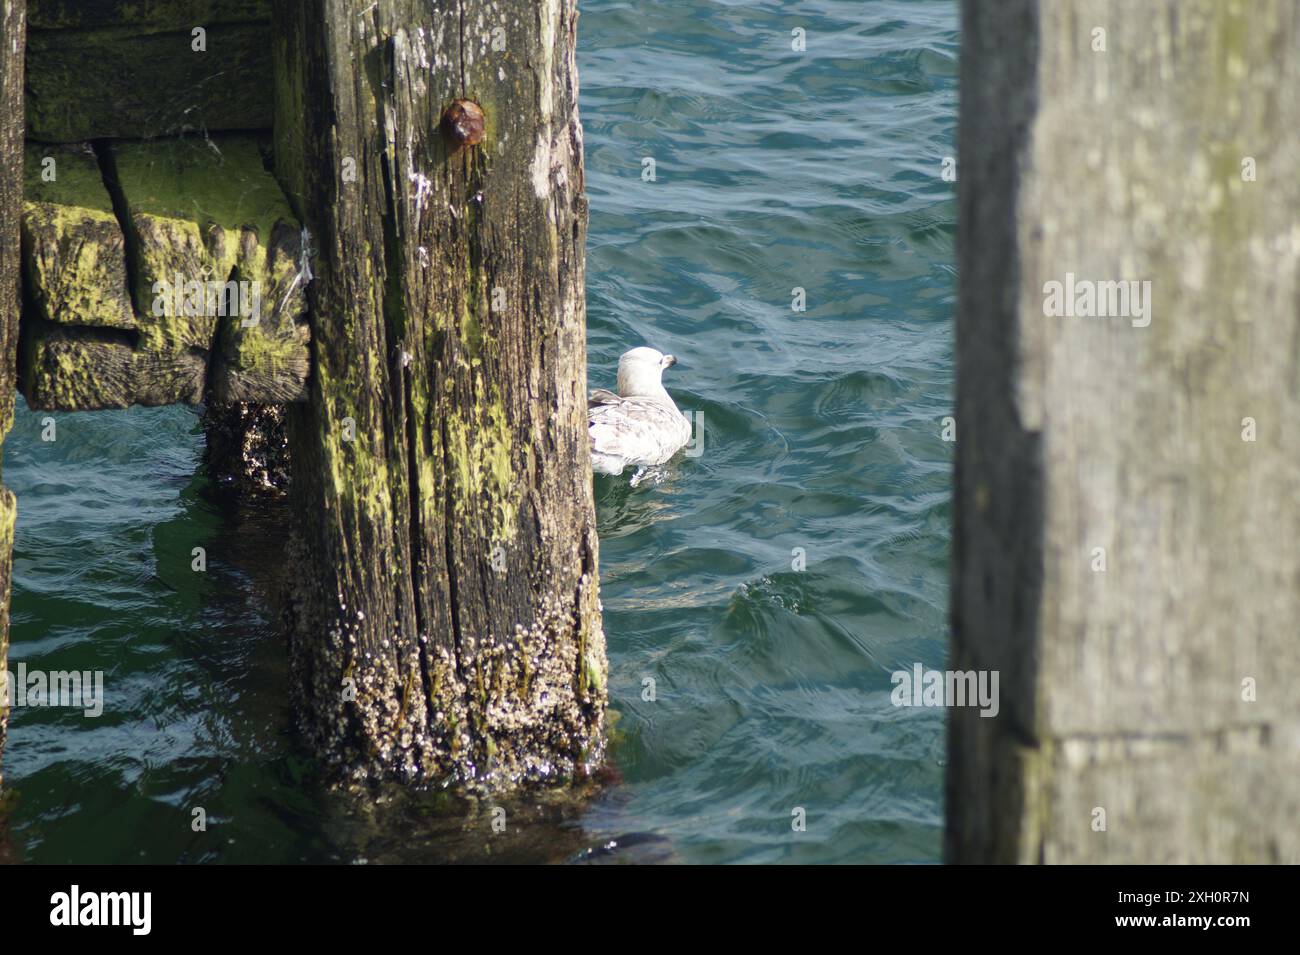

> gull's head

[{"left": 617, "top": 346, "right": 677, "bottom": 397}]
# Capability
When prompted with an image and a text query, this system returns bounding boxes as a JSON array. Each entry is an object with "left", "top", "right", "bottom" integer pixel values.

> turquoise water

[{"left": 0, "top": 0, "right": 956, "bottom": 863}]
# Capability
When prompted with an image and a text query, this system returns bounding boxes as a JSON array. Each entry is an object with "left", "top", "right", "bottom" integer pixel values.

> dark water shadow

[{"left": 184, "top": 469, "right": 660, "bottom": 864}]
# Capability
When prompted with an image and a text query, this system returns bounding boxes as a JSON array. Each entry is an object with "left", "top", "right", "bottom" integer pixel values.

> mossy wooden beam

[
  {"left": 28, "top": 0, "right": 269, "bottom": 32},
  {"left": 19, "top": 136, "right": 310, "bottom": 409},
  {"left": 22, "top": 323, "right": 208, "bottom": 407},
  {"left": 26, "top": 23, "right": 271, "bottom": 142},
  {"left": 22, "top": 144, "right": 134, "bottom": 329},
  {"left": 108, "top": 136, "right": 310, "bottom": 402},
  {"left": 950, "top": 0, "right": 1300, "bottom": 863},
  {"left": 0, "top": 0, "right": 23, "bottom": 790},
  {"left": 275, "top": 0, "right": 604, "bottom": 789}
]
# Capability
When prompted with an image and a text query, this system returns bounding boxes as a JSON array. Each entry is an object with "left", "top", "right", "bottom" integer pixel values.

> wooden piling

[
  {"left": 272, "top": 0, "right": 605, "bottom": 788},
  {"left": 950, "top": 0, "right": 1300, "bottom": 863},
  {"left": 0, "top": 0, "right": 23, "bottom": 786},
  {"left": 0, "top": 0, "right": 603, "bottom": 794}
]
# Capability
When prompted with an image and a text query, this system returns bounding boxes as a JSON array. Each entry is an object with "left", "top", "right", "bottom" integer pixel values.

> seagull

[{"left": 588, "top": 346, "right": 693, "bottom": 479}]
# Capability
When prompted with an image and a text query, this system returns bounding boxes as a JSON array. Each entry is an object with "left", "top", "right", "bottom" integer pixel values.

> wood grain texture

[
  {"left": 28, "top": 0, "right": 269, "bottom": 32},
  {"left": 0, "top": 0, "right": 23, "bottom": 789},
  {"left": 274, "top": 0, "right": 605, "bottom": 789},
  {"left": 26, "top": 23, "right": 271, "bottom": 142},
  {"left": 22, "top": 144, "right": 135, "bottom": 329},
  {"left": 21, "top": 322, "right": 207, "bottom": 408},
  {"left": 950, "top": 0, "right": 1300, "bottom": 863},
  {"left": 19, "top": 136, "right": 310, "bottom": 408}
]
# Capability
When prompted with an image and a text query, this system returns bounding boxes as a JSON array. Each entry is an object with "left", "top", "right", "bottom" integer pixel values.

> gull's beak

[{"left": 663, "top": 354, "right": 677, "bottom": 368}]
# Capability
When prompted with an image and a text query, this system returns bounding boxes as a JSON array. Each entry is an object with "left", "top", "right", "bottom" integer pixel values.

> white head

[{"left": 616, "top": 346, "right": 678, "bottom": 398}]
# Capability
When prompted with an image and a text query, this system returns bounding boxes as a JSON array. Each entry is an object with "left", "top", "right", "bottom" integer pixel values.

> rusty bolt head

[{"left": 442, "top": 99, "right": 485, "bottom": 147}]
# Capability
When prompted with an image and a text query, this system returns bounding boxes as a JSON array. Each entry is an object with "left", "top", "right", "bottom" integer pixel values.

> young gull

[{"left": 589, "top": 347, "right": 692, "bottom": 478}]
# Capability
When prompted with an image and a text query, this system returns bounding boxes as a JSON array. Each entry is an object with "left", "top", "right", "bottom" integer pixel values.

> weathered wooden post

[
  {"left": 0, "top": 0, "right": 23, "bottom": 786},
  {"left": 273, "top": 0, "right": 605, "bottom": 787},
  {"left": 950, "top": 0, "right": 1300, "bottom": 862},
  {"left": 0, "top": 0, "right": 602, "bottom": 793}
]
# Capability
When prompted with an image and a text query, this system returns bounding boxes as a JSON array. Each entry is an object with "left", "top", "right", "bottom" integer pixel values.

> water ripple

[{"left": 586, "top": 0, "right": 955, "bottom": 862}]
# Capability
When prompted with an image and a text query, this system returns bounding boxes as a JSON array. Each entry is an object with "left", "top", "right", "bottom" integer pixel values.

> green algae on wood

[
  {"left": 26, "top": 24, "right": 272, "bottom": 142},
  {"left": 0, "top": 488, "right": 14, "bottom": 787},
  {"left": 107, "top": 136, "right": 286, "bottom": 350},
  {"left": 21, "top": 144, "right": 135, "bottom": 330},
  {"left": 19, "top": 135, "right": 309, "bottom": 409},
  {"left": 0, "top": 0, "right": 23, "bottom": 787},
  {"left": 21, "top": 322, "right": 206, "bottom": 409},
  {"left": 107, "top": 135, "right": 310, "bottom": 401},
  {"left": 28, "top": 0, "right": 269, "bottom": 32},
  {"left": 211, "top": 214, "right": 311, "bottom": 404},
  {"left": 275, "top": 0, "right": 604, "bottom": 791},
  {"left": 443, "top": 398, "right": 519, "bottom": 543}
]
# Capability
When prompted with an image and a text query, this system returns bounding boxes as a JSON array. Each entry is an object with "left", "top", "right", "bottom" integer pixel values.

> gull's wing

[{"left": 588, "top": 396, "right": 690, "bottom": 467}]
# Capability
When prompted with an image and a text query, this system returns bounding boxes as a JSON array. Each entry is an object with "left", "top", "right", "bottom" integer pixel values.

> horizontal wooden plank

[
  {"left": 21, "top": 323, "right": 206, "bottom": 408},
  {"left": 22, "top": 143, "right": 135, "bottom": 329},
  {"left": 109, "top": 136, "right": 311, "bottom": 401},
  {"left": 26, "top": 25, "right": 271, "bottom": 142},
  {"left": 1042, "top": 726, "right": 1300, "bottom": 864},
  {"left": 19, "top": 135, "right": 310, "bottom": 408},
  {"left": 29, "top": 0, "right": 269, "bottom": 32}
]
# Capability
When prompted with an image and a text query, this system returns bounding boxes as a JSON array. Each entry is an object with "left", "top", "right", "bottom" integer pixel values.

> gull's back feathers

[{"left": 588, "top": 348, "right": 691, "bottom": 476}]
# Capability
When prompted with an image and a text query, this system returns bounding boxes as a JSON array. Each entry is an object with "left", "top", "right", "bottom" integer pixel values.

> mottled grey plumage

[{"left": 589, "top": 347, "right": 692, "bottom": 476}]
